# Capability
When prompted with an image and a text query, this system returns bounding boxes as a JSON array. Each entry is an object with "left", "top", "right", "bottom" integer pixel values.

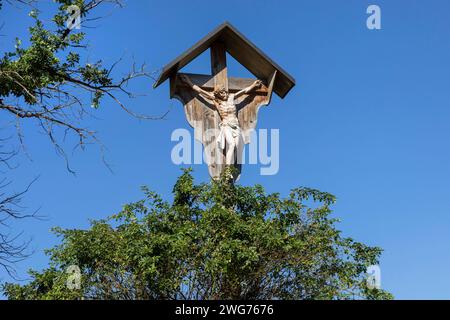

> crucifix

[{"left": 154, "top": 22, "right": 295, "bottom": 181}]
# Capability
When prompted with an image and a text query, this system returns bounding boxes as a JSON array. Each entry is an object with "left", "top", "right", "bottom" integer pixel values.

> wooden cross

[
  {"left": 154, "top": 22, "right": 295, "bottom": 181},
  {"left": 171, "top": 41, "right": 277, "bottom": 181}
]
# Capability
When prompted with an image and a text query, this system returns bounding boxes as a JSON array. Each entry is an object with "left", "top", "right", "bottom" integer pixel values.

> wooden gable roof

[{"left": 153, "top": 22, "right": 295, "bottom": 98}]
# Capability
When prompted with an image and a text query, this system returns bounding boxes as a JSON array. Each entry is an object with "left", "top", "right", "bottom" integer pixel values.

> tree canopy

[
  {"left": 2, "top": 169, "right": 393, "bottom": 300},
  {"left": 0, "top": 0, "right": 162, "bottom": 276},
  {"left": 0, "top": 0, "right": 161, "bottom": 157}
]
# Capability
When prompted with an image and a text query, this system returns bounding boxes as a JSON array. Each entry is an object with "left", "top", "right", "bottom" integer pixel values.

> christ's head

[{"left": 214, "top": 87, "right": 228, "bottom": 101}]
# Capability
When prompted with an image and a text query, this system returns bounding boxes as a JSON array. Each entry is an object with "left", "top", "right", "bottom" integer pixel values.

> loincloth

[{"left": 217, "top": 119, "right": 241, "bottom": 150}]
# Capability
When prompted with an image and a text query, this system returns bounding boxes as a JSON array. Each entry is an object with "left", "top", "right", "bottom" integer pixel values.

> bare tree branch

[{"left": 0, "top": 139, "right": 38, "bottom": 278}]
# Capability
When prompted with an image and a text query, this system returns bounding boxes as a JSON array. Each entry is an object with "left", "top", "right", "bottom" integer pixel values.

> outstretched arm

[
  {"left": 235, "top": 79, "right": 263, "bottom": 98},
  {"left": 179, "top": 74, "right": 215, "bottom": 101}
]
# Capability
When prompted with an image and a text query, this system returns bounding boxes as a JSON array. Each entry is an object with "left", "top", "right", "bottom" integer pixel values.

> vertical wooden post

[
  {"left": 210, "top": 41, "right": 232, "bottom": 181},
  {"left": 210, "top": 41, "right": 228, "bottom": 91}
]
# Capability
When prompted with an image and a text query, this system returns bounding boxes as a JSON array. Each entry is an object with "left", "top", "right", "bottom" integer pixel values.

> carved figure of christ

[{"left": 180, "top": 74, "right": 262, "bottom": 166}]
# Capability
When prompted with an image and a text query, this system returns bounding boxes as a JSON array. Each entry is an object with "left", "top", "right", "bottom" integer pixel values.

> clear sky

[{"left": 1, "top": 0, "right": 450, "bottom": 299}]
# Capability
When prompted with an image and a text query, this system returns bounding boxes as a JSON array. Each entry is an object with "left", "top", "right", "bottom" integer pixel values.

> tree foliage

[
  {"left": 0, "top": 0, "right": 163, "bottom": 170},
  {"left": 2, "top": 169, "right": 393, "bottom": 300},
  {"left": 0, "top": 0, "right": 163, "bottom": 275}
]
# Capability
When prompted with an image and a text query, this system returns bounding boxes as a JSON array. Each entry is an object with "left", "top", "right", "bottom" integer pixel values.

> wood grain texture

[
  {"left": 210, "top": 41, "right": 228, "bottom": 92},
  {"left": 172, "top": 73, "right": 267, "bottom": 95},
  {"left": 171, "top": 72, "right": 271, "bottom": 180},
  {"left": 161, "top": 32, "right": 285, "bottom": 181},
  {"left": 154, "top": 22, "right": 295, "bottom": 98}
]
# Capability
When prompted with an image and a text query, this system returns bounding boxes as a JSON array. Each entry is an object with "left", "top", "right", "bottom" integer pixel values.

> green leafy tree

[
  {"left": 0, "top": 0, "right": 163, "bottom": 162},
  {"left": 2, "top": 169, "right": 393, "bottom": 300},
  {"left": 0, "top": 0, "right": 163, "bottom": 275}
]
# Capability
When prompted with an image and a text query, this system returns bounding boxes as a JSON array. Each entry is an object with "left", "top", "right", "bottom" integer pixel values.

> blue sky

[{"left": 2, "top": 0, "right": 450, "bottom": 299}]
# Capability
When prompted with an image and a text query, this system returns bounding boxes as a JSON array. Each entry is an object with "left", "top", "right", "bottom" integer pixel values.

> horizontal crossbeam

[{"left": 175, "top": 73, "right": 267, "bottom": 94}]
